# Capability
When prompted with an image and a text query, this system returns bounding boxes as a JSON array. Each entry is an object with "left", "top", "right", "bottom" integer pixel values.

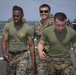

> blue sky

[{"left": 0, "top": 0, "right": 76, "bottom": 21}]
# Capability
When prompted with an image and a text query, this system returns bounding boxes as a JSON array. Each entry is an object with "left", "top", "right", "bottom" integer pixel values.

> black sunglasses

[{"left": 40, "top": 10, "right": 49, "bottom": 13}]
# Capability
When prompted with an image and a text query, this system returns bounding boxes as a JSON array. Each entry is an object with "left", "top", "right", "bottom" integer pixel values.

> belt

[{"left": 9, "top": 50, "right": 27, "bottom": 55}]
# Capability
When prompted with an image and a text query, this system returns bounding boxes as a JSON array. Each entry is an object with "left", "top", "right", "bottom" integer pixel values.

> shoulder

[
  {"left": 42, "top": 26, "right": 53, "bottom": 35},
  {"left": 5, "top": 21, "right": 13, "bottom": 27},
  {"left": 66, "top": 26, "right": 76, "bottom": 35},
  {"left": 44, "top": 25, "right": 54, "bottom": 31},
  {"left": 7, "top": 18, "right": 13, "bottom": 23},
  {"left": 4, "top": 21, "right": 14, "bottom": 29},
  {"left": 34, "top": 20, "right": 42, "bottom": 26},
  {"left": 33, "top": 21, "right": 41, "bottom": 29},
  {"left": 67, "top": 26, "right": 75, "bottom": 32},
  {"left": 23, "top": 23, "right": 32, "bottom": 30}
]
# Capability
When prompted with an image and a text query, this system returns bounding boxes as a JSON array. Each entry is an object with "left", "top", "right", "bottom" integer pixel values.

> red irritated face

[{"left": 54, "top": 19, "right": 67, "bottom": 32}]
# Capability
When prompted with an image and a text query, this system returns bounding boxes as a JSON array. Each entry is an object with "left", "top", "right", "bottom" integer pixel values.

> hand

[
  {"left": 3, "top": 52, "right": 9, "bottom": 61},
  {"left": 31, "top": 62, "right": 35, "bottom": 75},
  {"left": 39, "top": 51, "right": 46, "bottom": 60}
]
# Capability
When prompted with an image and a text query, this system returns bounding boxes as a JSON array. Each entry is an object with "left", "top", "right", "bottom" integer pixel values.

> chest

[
  {"left": 8, "top": 25, "right": 28, "bottom": 39},
  {"left": 47, "top": 31, "right": 72, "bottom": 44}
]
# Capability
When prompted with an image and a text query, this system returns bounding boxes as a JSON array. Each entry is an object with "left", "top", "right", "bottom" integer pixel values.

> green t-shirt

[
  {"left": 41, "top": 25, "right": 76, "bottom": 57},
  {"left": 3, "top": 21, "right": 33, "bottom": 52}
]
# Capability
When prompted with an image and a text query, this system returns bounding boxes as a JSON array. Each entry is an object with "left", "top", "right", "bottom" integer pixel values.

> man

[
  {"left": 67, "top": 19, "right": 71, "bottom": 26},
  {"left": 7, "top": 5, "right": 27, "bottom": 23},
  {"left": 33, "top": 4, "right": 54, "bottom": 75},
  {"left": 72, "top": 19, "right": 76, "bottom": 31},
  {"left": 2, "top": 6, "right": 35, "bottom": 75},
  {"left": 38, "top": 12, "right": 76, "bottom": 75}
]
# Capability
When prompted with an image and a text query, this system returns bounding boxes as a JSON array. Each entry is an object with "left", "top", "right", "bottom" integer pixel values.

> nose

[{"left": 14, "top": 16, "right": 17, "bottom": 19}]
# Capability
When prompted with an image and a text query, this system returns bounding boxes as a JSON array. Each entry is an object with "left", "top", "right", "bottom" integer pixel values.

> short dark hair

[
  {"left": 13, "top": 5, "right": 23, "bottom": 14},
  {"left": 54, "top": 12, "right": 67, "bottom": 21},
  {"left": 39, "top": 4, "right": 51, "bottom": 11},
  {"left": 13, "top": 5, "right": 19, "bottom": 10}
]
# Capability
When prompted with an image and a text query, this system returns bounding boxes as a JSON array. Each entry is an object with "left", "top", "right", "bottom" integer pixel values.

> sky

[{"left": 0, "top": 0, "right": 76, "bottom": 21}]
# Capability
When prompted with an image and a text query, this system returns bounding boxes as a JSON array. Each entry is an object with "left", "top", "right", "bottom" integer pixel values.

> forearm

[
  {"left": 38, "top": 41, "right": 44, "bottom": 53},
  {"left": 74, "top": 48, "right": 76, "bottom": 58},
  {"left": 29, "top": 44, "right": 35, "bottom": 63},
  {"left": 1, "top": 40, "right": 7, "bottom": 54}
]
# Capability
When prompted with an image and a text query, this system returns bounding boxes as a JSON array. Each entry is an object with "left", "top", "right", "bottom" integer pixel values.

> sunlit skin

[
  {"left": 40, "top": 7, "right": 50, "bottom": 20},
  {"left": 54, "top": 19, "right": 67, "bottom": 32},
  {"left": 13, "top": 10, "right": 23, "bottom": 25}
]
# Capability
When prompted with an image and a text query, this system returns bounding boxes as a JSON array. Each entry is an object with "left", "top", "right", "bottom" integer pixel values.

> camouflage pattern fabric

[
  {"left": 36, "top": 59, "right": 47, "bottom": 75},
  {"left": 33, "top": 20, "right": 53, "bottom": 75},
  {"left": 36, "top": 57, "right": 73, "bottom": 75},
  {"left": 46, "top": 57, "right": 73, "bottom": 75},
  {"left": 6, "top": 51, "right": 29, "bottom": 75}
]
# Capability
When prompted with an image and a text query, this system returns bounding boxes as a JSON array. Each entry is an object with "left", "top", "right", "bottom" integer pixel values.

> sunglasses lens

[{"left": 40, "top": 10, "right": 48, "bottom": 13}]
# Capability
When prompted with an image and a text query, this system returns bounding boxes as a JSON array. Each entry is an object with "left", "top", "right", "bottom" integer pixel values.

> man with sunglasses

[{"left": 33, "top": 4, "right": 54, "bottom": 75}]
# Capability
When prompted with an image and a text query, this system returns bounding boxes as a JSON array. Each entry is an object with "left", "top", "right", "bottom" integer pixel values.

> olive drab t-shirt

[
  {"left": 3, "top": 21, "right": 33, "bottom": 52},
  {"left": 41, "top": 25, "right": 76, "bottom": 57}
]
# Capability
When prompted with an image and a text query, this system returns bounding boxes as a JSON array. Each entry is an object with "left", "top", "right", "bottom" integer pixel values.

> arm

[
  {"left": 72, "top": 42, "right": 76, "bottom": 70},
  {"left": 28, "top": 38, "right": 35, "bottom": 73},
  {"left": 72, "top": 42, "right": 76, "bottom": 57},
  {"left": 1, "top": 34, "right": 9, "bottom": 61},
  {"left": 38, "top": 40, "right": 46, "bottom": 60}
]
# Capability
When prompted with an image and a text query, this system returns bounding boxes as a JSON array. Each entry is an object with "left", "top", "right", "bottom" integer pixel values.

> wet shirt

[
  {"left": 41, "top": 25, "right": 76, "bottom": 57},
  {"left": 3, "top": 21, "right": 33, "bottom": 52}
]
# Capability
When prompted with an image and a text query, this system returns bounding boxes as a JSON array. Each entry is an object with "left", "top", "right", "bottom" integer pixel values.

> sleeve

[
  {"left": 40, "top": 30, "right": 47, "bottom": 42},
  {"left": 71, "top": 31, "right": 76, "bottom": 43},
  {"left": 27, "top": 27, "right": 34, "bottom": 39},
  {"left": 3, "top": 23, "right": 9, "bottom": 35}
]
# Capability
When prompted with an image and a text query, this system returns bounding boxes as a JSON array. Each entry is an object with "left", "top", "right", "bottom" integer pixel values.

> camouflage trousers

[
  {"left": 6, "top": 51, "right": 29, "bottom": 75},
  {"left": 35, "top": 49, "right": 74, "bottom": 75},
  {"left": 35, "top": 49, "right": 47, "bottom": 75},
  {"left": 47, "top": 57, "right": 74, "bottom": 75}
]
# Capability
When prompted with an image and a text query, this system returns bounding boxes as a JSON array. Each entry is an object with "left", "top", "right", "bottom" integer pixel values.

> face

[
  {"left": 13, "top": 10, "right": 23, "bottom": 24},
  {"left": 54, "top": 19, "right": 67, "bottom": 32},
  {"left": 39, "top": 7, "right": 50, "bottom": 20}
]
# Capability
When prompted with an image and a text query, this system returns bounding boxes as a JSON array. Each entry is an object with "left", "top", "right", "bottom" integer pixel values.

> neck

[
  {"left": 15, "top": 21, "right": 23, "bottom": 26},
  {"left": 42, "top": 17, "right": 50, "bottom": 26}
]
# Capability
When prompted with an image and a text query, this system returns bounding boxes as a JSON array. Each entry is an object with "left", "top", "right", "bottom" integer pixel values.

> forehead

[
  {"left": 13, "top": 10, "right": 22, "bottom": 14},
  {"left": 55, "top": 19, "right": 67, "bottom": 22},
  {"left": 40, "top": 7, "right": 49, "bottom": 10},
  {"left": 55, "top": 19, "right": 67, "bottom": 25}
]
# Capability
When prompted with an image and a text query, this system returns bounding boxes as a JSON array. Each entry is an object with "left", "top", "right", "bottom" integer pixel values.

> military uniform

[
  {"left": 40, "top": 25, "right": 76, "bottom": 75},
  {"left": 4, "top": 21, "right": 33, "bottom": 75},
  {"left": 33, "top": 19, "right": 53, "bottom": 75}
]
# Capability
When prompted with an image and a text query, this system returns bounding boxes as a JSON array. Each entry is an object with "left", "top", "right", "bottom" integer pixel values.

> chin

[
  {"left": 59, "top": 30, "right": 63, "bottom": 32},
  {"left": 42, "top": 18, "right": 47, "bottom": 20}
]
